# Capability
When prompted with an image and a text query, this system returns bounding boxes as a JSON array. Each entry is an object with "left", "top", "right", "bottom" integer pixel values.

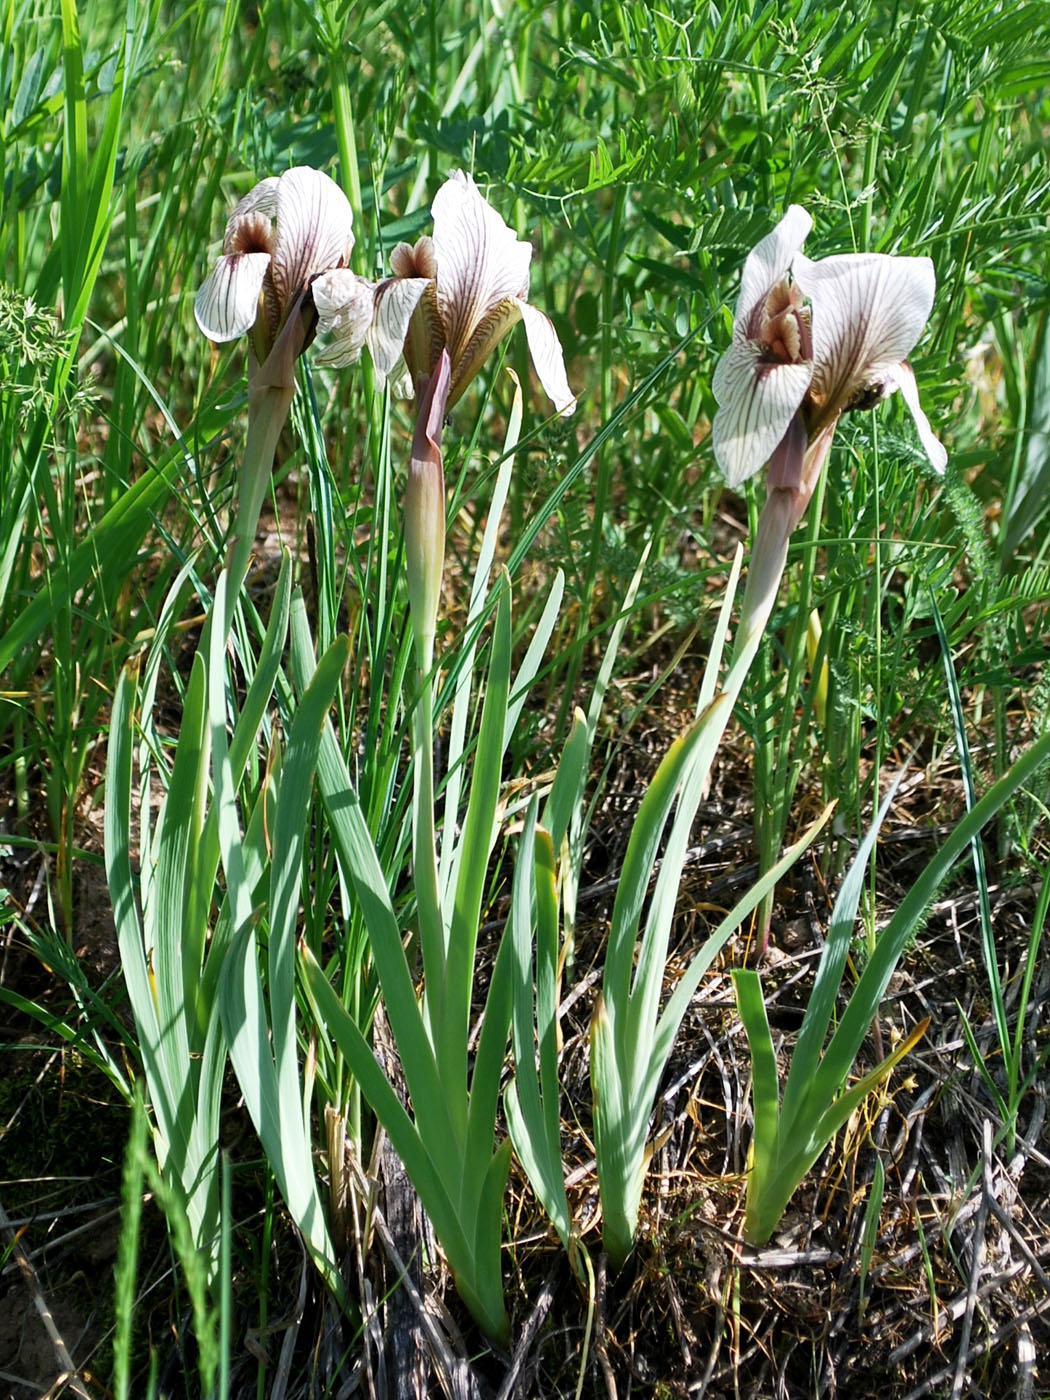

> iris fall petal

[
  {"left": 194, "top": 251, "right": 272, "bottom": 342},
  {"left": 517, "top": 299, "right": 576, "bottom": 416},
  {"left": 713, "top": 341, "right": 813, "bottom": 488},
  {"left": 890, "top": 361, "right": 948, "bottom": 472},
  {"left": 312, "top": 270, "right": 432, "bottom": 380},
  {"left": 311, "top": 270, "right": 379, "bottom": 367}
]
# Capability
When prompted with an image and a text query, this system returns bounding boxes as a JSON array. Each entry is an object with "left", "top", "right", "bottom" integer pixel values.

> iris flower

[
  {"left": 315, "top": 170, "right": 575, "bottom": 414},
  {"left": 195, "top": 165, "right": 427, "bottom": 402},
  {"left": 711, "top": 204, "right": 947, "bottom": 661},
  {"left": 712, "top": 204, "right": 946, "bottom": 494},
  {"left": 194, "top": 165, "right": 411, "bottom": 628},
  {"left": 195, "top": 166, "right": 355, "bottom": 382}
]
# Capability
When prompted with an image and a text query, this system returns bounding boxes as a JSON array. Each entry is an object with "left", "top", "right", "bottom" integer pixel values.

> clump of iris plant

[
  {"left": 711, "top": 205, "right": 946, "bottom": 955},
  {"left": 578, "top": 208, "right": 947, "bottom": 1270},
  {"left": 309, "top": 172, "right": 575, "bottom": 1345}
]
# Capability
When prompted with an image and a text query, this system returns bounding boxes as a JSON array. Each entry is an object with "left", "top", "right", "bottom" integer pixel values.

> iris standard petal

[
  {"left": 793, "top": 251, "right": 936, "bottom": 419},
  {"left": 431, "top": 170, "right": 532, "bottom": 366},
  {"left": 516, "top": 299, "right": 576, "bottom": 415},
  {"left": 736, "top": 204, "right": 812, "bottom": 327},
  {"left": 194, "top": 251, "right": 272, "bottom": 342},
  {"left": 270, "top": 167, "right": 355, "bottom": 314},
  {"left": 889, "top": 361, "right": 948, "bottom": 472},
  {"left": 223, "top": 177, "right": 279, "bottom": 251},
  {"left": 712, "top": 337, "right": 814, "bottom": 488}
]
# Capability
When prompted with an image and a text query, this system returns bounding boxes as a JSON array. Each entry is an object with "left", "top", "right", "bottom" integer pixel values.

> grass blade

[{"left": 505, "top": 803, "right": 574, "bottom": 1252}]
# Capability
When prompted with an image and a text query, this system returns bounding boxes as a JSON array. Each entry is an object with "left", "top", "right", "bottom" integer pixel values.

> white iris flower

[
  {"left": 315, "top": 170, "right": 575, "bottom": 414},
  {"left": 712, "top": 205, "right": 946, "bottom": 490}
]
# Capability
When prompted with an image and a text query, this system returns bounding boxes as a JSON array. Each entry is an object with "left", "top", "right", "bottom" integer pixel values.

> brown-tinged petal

[
  {"left": 447, "top": 297, "right": 523, "bottom": 406},
  {"left": 194, "top": 251, "right": 272, "bottom": 342},
  {"left": 369, "top": 276, "right": 434, "bottom": 384},
  {"left": 401, "top": 279, "right": 445, "bottom": 393},
  {"left": 391, "top": 235, "right": 437, "bottom": 280},
  {"left": 269, "top": 167, "right": 355, "bottom": 316},
  {"left": 793, "top": 251, "right": 936, "bottom": 425},
  {"left": 431, "top": 170, "right": 532, "bottom": 366},
  {"left": 712, "top": 338, "right": 814, "bottom": 488},
  {"left": 223, "top": 177, "right": 279, "bottom": 250},
  {"left": 516, "top": 299, "right": 575, "bottom": 415}
]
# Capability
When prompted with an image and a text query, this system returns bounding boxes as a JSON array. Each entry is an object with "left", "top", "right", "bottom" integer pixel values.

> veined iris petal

[
  {"left": 736, "top": 204, "right": 812, "bottom": 326},
  {"left": 793, "top": 251, "right": 937, "bottom": 429},
  {"left": 368, "top": 278, "right": 435, "bottom": 383},
  {"left": 312, "top": 270, "right": 432, "bottom": 380},
  {"left": 889, "top": 362, "right": 948, "bottom": 472},
  {"left": 269, "top": 167, "right": 354, "bottom": 316},
  {"left": 517, "top": 300, "right": 576, "bottom": 416},
  {"left": 194, "top": 251, "right": 272, "bottom": 342},
  {"left": 311, "top": 272, "right": 378, "bottom": 367},
  {"left": 431, "top": 170, "right": 532, "bottom": 369},
  {"left": 712, "top": 341, "right": 813, "bottom": 488}
]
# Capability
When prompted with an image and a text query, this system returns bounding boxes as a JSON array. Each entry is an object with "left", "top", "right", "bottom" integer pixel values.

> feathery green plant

[{"left": 931, "top": 587, "right": 1050, "bottom": 1158}]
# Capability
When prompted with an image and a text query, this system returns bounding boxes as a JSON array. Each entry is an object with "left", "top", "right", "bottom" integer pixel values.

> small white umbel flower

[{"left": 712, "top": 204, "right": 946, "bottom": 492}]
